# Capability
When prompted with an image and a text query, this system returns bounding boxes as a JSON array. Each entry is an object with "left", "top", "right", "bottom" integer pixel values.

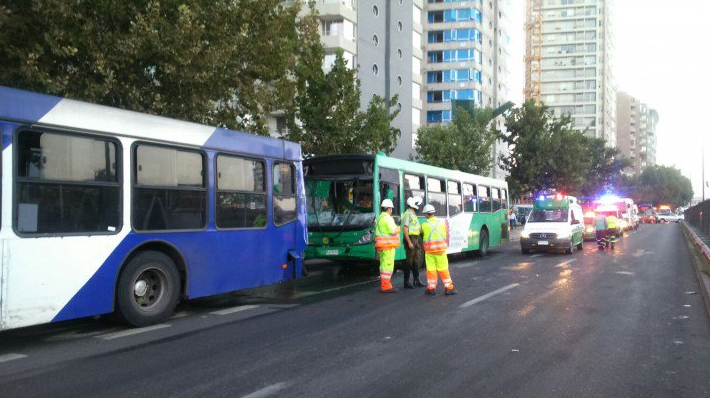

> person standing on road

[
  {"left": 605, "top": 214, "right": 618, "bottom": 248},
  {"left": 375, "top": 199, "right": 400, "bottom": 293},
  {"left": 594, "top": 213, "right": 607, "bottom": 248},
  {"left": 509, "top": 208, "right": 517, "bottom": 230},
  {"left": 402, "top": 197, "right": 425, "bottom": 289},
  {"left": 421, "top": 204, "right": 457, "bottom": 296}
]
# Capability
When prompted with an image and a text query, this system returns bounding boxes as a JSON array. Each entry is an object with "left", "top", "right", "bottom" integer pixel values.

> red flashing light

[{"left": 555, "top": 194, "right": 563, "bottom": 201}]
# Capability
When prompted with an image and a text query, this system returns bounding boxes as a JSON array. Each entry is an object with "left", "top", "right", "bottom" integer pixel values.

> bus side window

[
  {"left": 16, "top": 130, "right": 121, "bottom": 235},
  {"left": 379, "top": 182, "right": 400, "bottom": 217},
  {"left": 478, "top": 185, "right": 491, "bottom": 213},
  {"left": 134, "top": 144, "right": 206, "bottom": 231},
  {"left": 447, "top": 180, "right": 462, "bottom": 216},
  {"left": 501, "top": 189, "right": 508, "bottom": 210},
  {"left": 273, "top": 163, "right": 297, "bottom": 226},
  {"left": 463, "top": 183, "right": 477, "bottom": 212},
  {"left": 491, "top": 187, "right": 501, "bottom": 212},
  {"left": 404, "top": 174, "right": 425, "bottom": 203},
  {"left": 214, "top": 154, "right": 267, "bottom": 229},
  {"left": 426, "top": 177, "right": 447, "bottom": 216}
]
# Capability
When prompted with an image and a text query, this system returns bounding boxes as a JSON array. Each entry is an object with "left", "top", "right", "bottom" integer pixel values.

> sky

[{"left": 505, "top": 0, "right": 709, "bottom": 200}]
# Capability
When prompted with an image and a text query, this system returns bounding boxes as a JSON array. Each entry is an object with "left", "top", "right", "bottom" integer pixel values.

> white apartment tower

[
  {"left": 526, "top": 0, "right": 616, "bottom": 146},
  {"left": 616, "top": 91, "right": 658, "bottom": 176},
  {"left": 423, "top": 0, "right": 511, "bottom": 177}
]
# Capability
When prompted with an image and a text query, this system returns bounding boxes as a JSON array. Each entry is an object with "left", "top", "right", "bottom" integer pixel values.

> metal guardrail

[{"left": 685, "top": 200, "right": 710, "bottom": 237}]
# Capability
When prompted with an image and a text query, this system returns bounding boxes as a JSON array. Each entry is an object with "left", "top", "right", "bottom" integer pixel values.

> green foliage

[
  {"left": 624, "top": 166, "right": 694, "bottom": 207},
  {"left": 284, "top": 49, "right": 400, "bottom": 157},
  {"left": 414, "top": 104, "right": 499, "bottom": 175},
  {"left": 0, "top": 0, "right": 305, "bottom": 135},
  {"left": 499, "top": 100, "right": 629, "bottom": 199}
]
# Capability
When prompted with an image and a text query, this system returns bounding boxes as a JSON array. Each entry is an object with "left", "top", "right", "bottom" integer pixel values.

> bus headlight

[{"left": 357, "top": 230, "right": 373, "bottom": 244}]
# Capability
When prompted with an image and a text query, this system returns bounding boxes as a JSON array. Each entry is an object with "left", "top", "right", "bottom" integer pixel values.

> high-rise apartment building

[
  {"left": 423, "top": 0, "right": 511, "bottom": 178},
  {"left": 525, "top": 0, "right": 616, "bottom": 146},
  {"left": 616, "top": 91, "right": 658, "bottom": 176},
  {"left": 270, "top": 0, "right": 424, "bottom": 160}
]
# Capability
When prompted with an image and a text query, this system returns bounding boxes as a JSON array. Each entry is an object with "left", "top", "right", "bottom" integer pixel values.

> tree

[
  {"left": 499, "top": 100, "right": 629, "bottom": 199},
  {"left": 625, "top": 166, "right": 694, "bottom": 207},
  {"left": 0, "top": 0, "right": 305, "bottom": 135},
  {"left": 414, "top": 104, "right": 500, "bottom": 175},
  {"left": 283, "top": 48, "right": 400, "bottom": 157}
]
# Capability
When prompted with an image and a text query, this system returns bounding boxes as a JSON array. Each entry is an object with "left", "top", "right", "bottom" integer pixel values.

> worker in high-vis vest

[
  {"left": 605, "top": 214, "right": 618, "bottom": 248},
  {"left": 375, "top": 198, "right": 401, "bottom": 293},
  {"left": 421, "top": 204, "right": 457, "bottom": 296},
  {"left": 402, "top": 196, "right": 425, "bottom": 289}
]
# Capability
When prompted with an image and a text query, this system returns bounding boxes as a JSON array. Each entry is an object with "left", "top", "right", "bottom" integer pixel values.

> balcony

[{"left": 314, "top": 0, "right": 356, "bottom": 22}]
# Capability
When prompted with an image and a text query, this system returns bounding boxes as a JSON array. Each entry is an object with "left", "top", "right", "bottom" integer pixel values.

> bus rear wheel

[
  {"left": 478, "top": 229, "right": 489, "bottom": 257},
  {"left": 116, "top": 251, "right": 181, "bottom": 327}
]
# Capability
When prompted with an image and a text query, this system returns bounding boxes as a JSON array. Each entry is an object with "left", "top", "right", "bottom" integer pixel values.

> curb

[{"left": 681, "top": 222, "right": 710, "bottom": 321}]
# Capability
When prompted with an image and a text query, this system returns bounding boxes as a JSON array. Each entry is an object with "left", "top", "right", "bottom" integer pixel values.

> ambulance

[{"left": 520, "top": 192, "right": 585, "bottom": 255}]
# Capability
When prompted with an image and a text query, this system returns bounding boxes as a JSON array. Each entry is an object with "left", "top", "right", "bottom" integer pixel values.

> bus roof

[
  {"left": 304, "top": 153, "right": 507, "bottom": 188},
  {"left": 0, "top": 85, "right": 301, "bottom": 161}
]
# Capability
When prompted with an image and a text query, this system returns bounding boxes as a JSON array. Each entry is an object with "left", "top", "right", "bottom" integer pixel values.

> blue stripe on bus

[
  {"left": 204, "top": 128, "right": 288, "bottom": 160},
  {"left": 52, "top": 225, "right": 306, "bottom": 323},
  {"left": 0, "top": 86, "right": 62, "bottom": 125}
]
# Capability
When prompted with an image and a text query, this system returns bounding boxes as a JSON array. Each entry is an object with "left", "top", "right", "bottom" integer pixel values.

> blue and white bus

[{"left": 0, "top": 86, "right": 307, "bottom": 330}]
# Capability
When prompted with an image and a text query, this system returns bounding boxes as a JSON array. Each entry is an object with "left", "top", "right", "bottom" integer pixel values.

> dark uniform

[{"left": 402, "top": 208, "right": 424, "bottom": 288}]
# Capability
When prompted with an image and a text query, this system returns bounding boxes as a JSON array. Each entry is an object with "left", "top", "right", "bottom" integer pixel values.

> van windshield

[{"left": 529, "top": 209, "right": 568, "bottom": 223}]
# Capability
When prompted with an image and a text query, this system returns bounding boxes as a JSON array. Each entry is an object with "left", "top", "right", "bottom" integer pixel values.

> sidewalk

[{"left": 681, "top": 221, "right": 710, "bottom": 321}]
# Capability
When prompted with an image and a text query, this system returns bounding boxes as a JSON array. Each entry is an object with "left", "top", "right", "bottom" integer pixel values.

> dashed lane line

[
  {"left": 556, "top": 259, "right": 577, "bottom": 267},
  {"left": 241, "top": 382, "right": 289, "bottom": 398},
  {"left": 95, "top": 324, "right": 171, "bottom": 340},
  {"left": 0, "top": 353, "right": 28, "bottom": 364},
  {"left": 459, "top": 283, "right": 520, "bottom": 308},
  {"left": 210, "top": 305, "right": 260, "bottom": 316},
  {"left": 293, "top": 278, "right": 378, "bottom": 298}
]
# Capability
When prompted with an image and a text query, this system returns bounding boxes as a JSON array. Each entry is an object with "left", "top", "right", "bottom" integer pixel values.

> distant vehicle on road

[
  {"left": 0, "top": 86, "right": 307, "bottom": 331},
  {"left": 657, "top": 205, "right": 683, "bottom": 223},
  {"left": 513, "top": 204, "right": 533, "bottom": 225},
  {"left": 520, "top": 192, "right": 585, "bottom": 255},
  {"left": 304, "top": 153, "right": 510, "bottom": 263},
  {"left": 582, "top": 211, "right": 597, "bottom": 241}
]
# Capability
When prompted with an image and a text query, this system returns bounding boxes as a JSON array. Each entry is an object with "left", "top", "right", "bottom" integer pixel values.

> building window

[
  {"left": 398, "top": 48, "right": 403, "bottom": 59},
  {"left": 133, "top": 144, "right": 206, "bottom": 231},
  {"left": 373, "top": 5, "right": 379, "bottom": 16},
  {"left": 398, "top": 21, "right": 403, "bottom": 31},
  {"left": 373, "top": 64, "right": 379, "bottom": 75},
  {"left": 16, "top": 130, "right": 120, "bottom": 235},
  {"left": 373, "top": 34, "right": 379, "bottom": 46},
  {"left": 397, "top": 76, "right": 402, "bottom": 86}
]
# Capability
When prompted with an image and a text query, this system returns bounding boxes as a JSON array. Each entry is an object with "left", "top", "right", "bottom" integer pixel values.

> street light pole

[{"left": 703, "top": 140, "right": 705, "bottom": 202}]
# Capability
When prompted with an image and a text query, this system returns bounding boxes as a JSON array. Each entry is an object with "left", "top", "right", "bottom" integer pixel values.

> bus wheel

[
  {"left": 116, "top": 251, "right": 181, "bottom": 327},
  {"left": 478, "top": 229, "right": 489, "bottom": 257}
]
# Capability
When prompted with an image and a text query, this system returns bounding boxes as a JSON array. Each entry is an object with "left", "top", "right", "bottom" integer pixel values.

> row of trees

[
  {"left": 0, "top": 0, "right": 399, "bottom": 154},
  {"left": 416, "top": 100, "right": 630, "bottom": 200},
  {"left": 620, "top": 166, "right": 694, "bottom": 208}
]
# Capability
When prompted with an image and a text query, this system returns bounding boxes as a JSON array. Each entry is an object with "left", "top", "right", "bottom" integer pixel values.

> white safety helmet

[
  {"left": 406, "top": 197, "right": 419, "bottom": 210},
  {"left": 413, "top": 196, "right": 423, "bottom": 207},
  {"left": 381, "top": 198, "right": 394, "bottom": 208},
  {"left": 422, "top": 204, "right": 436, "bottom": 214}
]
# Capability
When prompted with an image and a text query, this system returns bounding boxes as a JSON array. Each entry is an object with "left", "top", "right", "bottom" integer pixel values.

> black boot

[
  {"left": 404, "top": 281, "right": 414, "bottom": 289},
  {"left": 413, "top": 279, "right": 426, "bottom": 288}
]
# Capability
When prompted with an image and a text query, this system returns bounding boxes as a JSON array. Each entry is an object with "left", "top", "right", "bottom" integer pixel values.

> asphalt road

[{"left": 1, "top": 223, "right": 709, "bottom": 397}]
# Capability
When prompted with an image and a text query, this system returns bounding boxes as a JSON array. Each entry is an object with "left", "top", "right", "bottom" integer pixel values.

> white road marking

[
  {"left": 210, "top": 305, "right": 260, "bottom": 316},
  {"left": 530, "top": 254, "right": 543, "bottom": 258},
  {"left": 460, "top": 283, "right": 520, "bottom": 308},
  {"left": 615, "top": 271, "right": 634, "bottom": 275},
  {"left": 293, "top": 279, "right": 378, "bottom": 298},
  {"left": 0, "top": 353, "right": 27, "bottom": 364},
  {"left": 170, "top": 311, "right": 192, "bottom": 319},
  {"left": 556, "top": 259, "right": 577, "bottom": 267},
  {"left": 241, "top": 382, "right": 289, "bottom": 398},
  {"left": 632, "top": 249, "right": 654, "bottom": 258},
  {"left": 96, "top": 324, "right": 171, "bottom": 340}
]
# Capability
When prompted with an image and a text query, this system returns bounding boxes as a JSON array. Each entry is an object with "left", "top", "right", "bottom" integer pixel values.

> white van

[{"left": 520, "top": 194, "right": 585, "bottom": 255}]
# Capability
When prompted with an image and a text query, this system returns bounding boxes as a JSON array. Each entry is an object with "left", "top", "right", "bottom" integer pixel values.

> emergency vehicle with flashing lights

[
  {"left": 595, "top": 195, "right": 636, "bottom": 231},
  {"left": 520, "top": 192, "right": 585, "bottom": 255},
  {"left": 582, "top": 211, "right": 597, "bottom": 241}
]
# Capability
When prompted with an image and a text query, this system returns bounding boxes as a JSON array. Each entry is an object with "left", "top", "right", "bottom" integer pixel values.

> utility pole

[{"left": 703, "top": 141, "right": 706, "bottom": 201}]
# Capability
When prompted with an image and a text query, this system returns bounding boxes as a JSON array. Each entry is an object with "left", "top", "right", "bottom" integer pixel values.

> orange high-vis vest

[
  {"left": 375, "top": 212, "right": 400, "bottom": 250},
  {"left": 423, "top": 217, "right": 447, "bottom": 254}
]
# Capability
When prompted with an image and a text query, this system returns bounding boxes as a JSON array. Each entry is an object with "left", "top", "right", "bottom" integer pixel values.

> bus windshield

[
  {"left": 306, "top": 178, "right": 375, "bottom": 230},
  {"left": 529, "top": 209, "right": 568, "bottom": 223}
]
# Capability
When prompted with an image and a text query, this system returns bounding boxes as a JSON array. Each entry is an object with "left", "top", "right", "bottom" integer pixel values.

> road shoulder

[{"left": 681, "top": 221, "right": 710, "bottom": 321}]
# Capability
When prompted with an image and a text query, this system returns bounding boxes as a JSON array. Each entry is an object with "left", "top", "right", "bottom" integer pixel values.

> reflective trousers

[
  {"left": 379, "top": 249, "right": 396, "bottom": 291},
  {"left": 425, "top": 252, "right": 454, "bottom": 291}
]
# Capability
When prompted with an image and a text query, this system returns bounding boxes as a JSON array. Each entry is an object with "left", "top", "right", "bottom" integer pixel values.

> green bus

[{"left": 304, "top": 153, "right": 510, "bottom": 263}]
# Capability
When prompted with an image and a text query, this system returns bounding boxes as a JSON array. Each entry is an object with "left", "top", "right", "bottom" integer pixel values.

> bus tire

[
  {"left": 116, "top": 251, "right": 181, "bottom": 327},
  {"left": 478, "top": 229, "right": 489, "bottom": 257}
]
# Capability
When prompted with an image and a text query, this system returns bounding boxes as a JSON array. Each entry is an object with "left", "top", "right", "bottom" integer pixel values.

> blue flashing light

[
  {"left": 537, "top": 195, "right": 545, "bottom": 201},
  {"left": 598, "top": 193, "right": 620, "bottom": 205}
]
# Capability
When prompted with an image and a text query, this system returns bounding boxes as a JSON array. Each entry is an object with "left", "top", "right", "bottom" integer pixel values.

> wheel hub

[{"left": 134, "top": 279, "right": 148, "bottom": 297}]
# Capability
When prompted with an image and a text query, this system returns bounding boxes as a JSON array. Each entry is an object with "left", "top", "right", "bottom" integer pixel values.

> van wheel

[
  {"left": 116, "top": 251, "right": 181, "bottom": 327},
  {"left": 565, "top": 241, "right": 573, "bottom": 255},
  {"left": 478, "top": 229, "right": 489, "bottom": 256},
  {"left": 576, "top": 239, "right": 584, "bottom": 250},
  {"left": 521, "top": 248, "right": 531, "bottom": 254}
]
